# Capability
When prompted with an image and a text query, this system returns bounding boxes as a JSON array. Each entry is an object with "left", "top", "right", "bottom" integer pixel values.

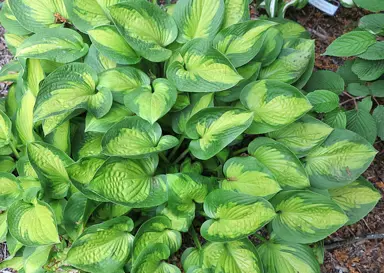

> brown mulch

[{"left": 0, "top": 3, "right": 383, "bottom": 273}]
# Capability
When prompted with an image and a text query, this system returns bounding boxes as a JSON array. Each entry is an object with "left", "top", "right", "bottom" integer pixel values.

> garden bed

[{"left": 0, "top": 2, "right": 383, "bottom": 273}]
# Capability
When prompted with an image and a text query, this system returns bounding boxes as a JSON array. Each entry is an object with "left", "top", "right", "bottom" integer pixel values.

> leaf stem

[
  {"left": 173, "top": 147, "right": 190, "bottom": 164},
  {"left": 159, "top": 153, "right": 170, "bottom": 164},
  {"left": 253, "top": 233, "right": 267, "bottom": 243},
  {"left": 232, "top": 147, "right": 248, "bottom": 156},
  {"left": 168, "top": 135, "right": 185, "bottom": 161},
  {"left": 9, "top": 141, "right": 20, "bottom": 159},
  {"left": 152, "top": 0, "right": 157, "bottom": 4},
  {"left": 189, "top": 225, "right": 202, "bottom": 250}
]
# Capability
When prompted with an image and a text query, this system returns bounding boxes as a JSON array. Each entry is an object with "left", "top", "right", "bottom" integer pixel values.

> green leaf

[
  {"left": 270, "top": 190, "right": 348, "bottom": 244},
  {"left": 124, "top": 78, "right": 177, "bottom": 124},
  {"left": 186, "top": 239, "right": 264, "bottom": 273},
  {"left": 304, "top": 70, "right": 345, "bottom": 94},
  {"left": 65, "top": 0, "right": 119, "bottom": 33},
  {"left": 0, "top": 156, "right": 16, "bottom": 173},
  {"left": 6, "top": 231, "right": 23, "bottom": 258},
  {"left": 222, "top": 0, "right": 250, "bottom": 29},
  {"left": 257, "top": 237, "right": 321, "bottom": 273},
  {"left": 368, "top": 80, "right": 384, "bottom": 97},
  {"left": 259, "top": 39, "right": 314, "bottom": 84},
  {"left": 306, "top": 90, "right": 339, "bottom": 113},
  {"left": 272, "top": 18, "right": 310, "bottom": 40},
  {"left": 0, "top": 0, "right": 31, "bottom": 36},
  {"left": 0, "top": 212, "right": 7, "bottom": 243},
  {"left": 0, "top": 173, "right": 22, "bottom": 209},
  {"left": 0, "top": 257, "right": 23, "bottom": 271},
  {"left": 16, "top": 28, "right": 89, "bottom": 63},
  {"left": 66, "top": 156, "right": 108, "bottom": 201},
  {"left": 254, "top": 27, "right": 284, "bottom": 67},
  {"left": 167, "top": 39, "right": 243, "bottom": 92},
  {"left": 240, "top": 80, "right": 312, "bottom": 134},
  {"left": 357, "top": 96, "right": 373, "bottom": 112},
  {"left": 0, "top": 109, "right": 12, "bottom": 148},
  {"left": 16, "top": 157, "right": 38, "bottom": 178},
  {"left": 8, "top": 199, "right": 60, "bottom": 246},
  {"left": 63, "top": 192, "right": 99, "bottom": 240},
  {"left": 323, "top": 109, "right": 347, "bottom": 129},
  {"left": 337, "top": 60, "right": 362, "bottom": 85},
  {"left": 186, "top": 107, "right": 253, "bottom": 160},
  {"left": 88, "top": 156, "right": 168, "bottom": 207},
  {"left": 268, "top": 115, "right": 334, "bottom": 157},
  {"left": 172, "top": 93, "right": 214, "bottom": 135},
  {"left": 346, "top": 109, "right": 377, "bottom": 144},
  {"left": 8, "top": 0, "right": 62, "bottom": 32},
  {"left": 352, "top": 59, "right": 384, "bottom": 81},
  {"left": 97, "top": 67, "right": 150, "bottom": 104},
  {"left": 358, "top": 41, "right": 384, "bottom": 60},
  {"left": 132, "top": 243, "right": 181, "bottom": 273},
  {"left": 222, "top": 156, "right": 281, "bottom": 199},
  {"left": 160, "top": 173, "right": 210, "bottom": 231},
  {"left": 373, "top": 105, "right": 384, "bottom": 140},
  {"left": 133, "top": 216, "right": 181, "bottom": 261},
  {"left": 87, "top": 88, "right": 113, "bottom": 118},
  {"left": 213, "top": 20, "right": 275, "bottom": 67},
  {"left": 73, "top": 131, "right": 104, "bottom": 160},
  {"left": 201, "top": 189, "right": 276, "bottom": 242},
  {"left": 248, "top": 137, "right": 310, "bottom": 189},
  {"left": 42, "top": 110, "right": 83, "bottom": 136},
  {"left": 44, "top": 121, "right": 71, "bottom": 155},
  {"left": 173, "top": 0, "right": 224, "bottom": 43},
  {"left": 66, "top": 217, "right": 134, "bottom": 273},
  {"left": 23, "top": 245, "right": 52, "bottom": 273},
  {"left": 215, "top": 60, "right": 261, "bottom": 102},
  {"left": 347, "top": 82, "right": 370, "bottom": 96},
  {"left": 353, "top": 0, "right": 384, "bottom": 12},
  {"left": 84, "top": 44, "right": 117, "bottom": 74},
  {"left": 34, "top": 63, "right": 98, "bottom": 121},
  {"left": 359, "top": 14, "right": 384, "bottom": 35},
  {"left": 109, "top": 0, "right": 178, "bottom": 62},
  {"left": 329, "top": 177, "right": 381, "bottom": 225},
  {"left": 324, "top": 31, "right": 376, "bottom": 57},
  {"left": 27, "top": 141, "right": 74, "bottom": 199},
  {"left": 102, "top": 117, "right": 179, "bottom": 158},
  {"left": 4, "top": 33, "right": 28, "bottom": 55},
  {"left": 86, "top": 103, "right": 133, "bottom": 133},
  {"left": 88, "top": 25, "right": 141, "bottom": 65},
  {"left": 304, "top": 129, "right": 377, "bottom": 189}
]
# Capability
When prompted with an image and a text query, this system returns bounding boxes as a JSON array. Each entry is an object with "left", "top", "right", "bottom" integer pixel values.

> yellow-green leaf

[
  {"left": 240, "top": 80, "right": 312, "bottom": 134},
  {"left": 201, "top": 189, "right": 276, "bottom": 241},
  {"left": 124, "top": 78, "right": 177, "bottom": 124},
  {"left": 222, "top": 156, "right": 281, "bottom": 199},
  {"left": 16, "top": 28, "right": 89, "bottom": 63},
  {"left": 186, "top": 107, "right": 253, "bottom": 160},
  {"left": 222, "top": 0, "right": 250, "bottom": 29},
  {"left": 8, "top": 199, "right": 60, "bottom": 246},
  {"left": 0, "top": 173, "right": 22, "bottom": 209},
  {"left": 173, "top": 0, "right": 224, "bottom": 43},
  {"left": 270, "top": 190, "right": 348, "bottom": 243},
  {"left": 88, "top": 25, "right": 140, "bottom": 65},
  {"left": 109, "top": 0, "right": 178, "bottom": 62},
  {"left": 102, "top": 117, "right": 179, "bottom": 158},
  {"left": 167, "top": 39, "right": 243, "bottom": 92}
]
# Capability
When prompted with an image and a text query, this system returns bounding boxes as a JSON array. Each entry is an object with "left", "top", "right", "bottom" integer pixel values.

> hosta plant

[{"left": 0, "top": 0, "right": 381, "bottom": 273}]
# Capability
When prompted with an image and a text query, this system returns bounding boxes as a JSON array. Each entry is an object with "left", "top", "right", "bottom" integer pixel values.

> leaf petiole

[
  {"left": 168, "top": 135, "right": 185, "bottom": 161},
  {"left": 173, "top": 147, "right": 190, "bottom": 164},
  {"left": 189, "top": 225, "right": 202, "bottom": 250},
  {"left": 9, "top": 141, "right": 20, "bottom": 160}
]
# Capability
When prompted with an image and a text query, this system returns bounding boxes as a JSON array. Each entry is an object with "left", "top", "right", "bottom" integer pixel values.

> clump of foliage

[
  {"left": 320, "top": 13, "right": 384, "bottom": 144},
  {"left": 0, "top": 0, "right": 381, "bottom": 273}
]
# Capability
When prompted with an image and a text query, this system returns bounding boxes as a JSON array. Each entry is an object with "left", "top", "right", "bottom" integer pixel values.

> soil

[{"left": 0, "top": 3, "right": 383, "bottom": 273}]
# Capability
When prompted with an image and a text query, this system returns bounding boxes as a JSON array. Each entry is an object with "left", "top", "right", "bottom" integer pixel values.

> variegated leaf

[
  {"left": 109, "top": 0, "right": 178, "bottom": 62},
  {"left": 240, "top": 80, "right": 312, "bottom": 134},
  {"left": 167, "top": 39, "right": 243, "bottom": 92},
  {"left": 185, "top": 107, "right": 253, "bottom": 160}
]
